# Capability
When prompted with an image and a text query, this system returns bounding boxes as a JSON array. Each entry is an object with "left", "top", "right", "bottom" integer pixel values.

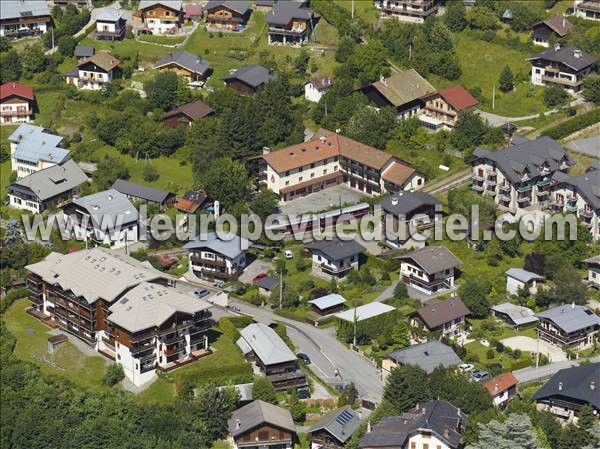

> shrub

[
  {"left": 219, "top": 317, "right": 240, "bottom": 341},
  {"left": 495, "top": 342, "right": 504, "bottom": 353},
  {"left": 543, "top": 85, "right": 568, "bottom": 107},
  {"left": 513, "top": 349, "right": 522, "bottom": 359},
  {"left": 543, "top": 108, "right": 600, "bottom": 139},
  {"left": 486, "top": 349, "right": 495, "bottom": 360},
  {"left": 103, "top": 364, "right": 125, "bottom": 386}
]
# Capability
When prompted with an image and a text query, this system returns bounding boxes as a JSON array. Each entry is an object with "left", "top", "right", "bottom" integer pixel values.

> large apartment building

[
  {"left": 527, "top": 45, "right": 597, "bottom": 93},
  {"left": 471, "top": 136, "right": 573, "bottom": 214},
  {"left": 9, "top": 124, "right": 70, "bottom": 180},
  {"left": 26, "top": 248, "right": 213, "bottom": 386},
  {"left": 261, "top": 129, "right": 424, "bottom": 202},
  {"left": 374, "top": 0, "right": 440, "bottom": 23}
]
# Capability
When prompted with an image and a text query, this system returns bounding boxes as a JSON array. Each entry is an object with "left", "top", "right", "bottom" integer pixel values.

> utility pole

[
  {"left": 535, "top": 328, "right": 540, "bottom": 368},
  {"left": 279, "top": 268, "right": 283, "bottom": 309},
  {"left": 409, "top": 44, "right": 412, "bottom": 60},
  {"left": 51, "top": 28, "right": 54, "bottom": 49},
  {"left": 352, "top": 0, "right": 355, "bottom": 18},
  {"left": 492, "top": 84, "right": 496, "bottom": 110},
  {"left": 353, "top": 302, "right": 357, "bottom": 348}
]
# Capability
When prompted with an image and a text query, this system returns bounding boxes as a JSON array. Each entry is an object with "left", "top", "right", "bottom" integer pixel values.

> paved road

[
  {"left": 230, "top": 299, "right": 384, "bottom": 403},
  {"left": 513, "top": 355, "right": 600, "bottom": 384}
]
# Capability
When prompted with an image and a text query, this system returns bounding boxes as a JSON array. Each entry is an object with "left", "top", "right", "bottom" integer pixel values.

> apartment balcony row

[
  {"left": 376, "top": 1, "right": 439, "bottom": 16},
  {"left": 579, "top": 209, "right": 595, "bottom": 218},
  {"left": 424, "top": 105, "right": 456, "bottom": 117},
  {"left": 96, "top": 28, "right": 126, "bottom": 40},
  {"left": 404, "top": 273, "right": 452, "bottom": 291},
  {"left": 538, "top": 325, "right": 595, "bottom": 344}
]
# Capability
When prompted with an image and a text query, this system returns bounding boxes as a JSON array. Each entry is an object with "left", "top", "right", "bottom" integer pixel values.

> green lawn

[
  {"left": 4, "top": 299, "right": 109, "bottom": 390},
  {"left": 79, "top": 36, "right": 176, "bottom": 63},
  {"left": 336, "top": 0, "right": 380, "bottom": 25},
  {"left": 429, "top": 32, "right": 548, "bottom": 117},
  {"left": 137, "top": 34, "right": 187, "bottom": 45}
]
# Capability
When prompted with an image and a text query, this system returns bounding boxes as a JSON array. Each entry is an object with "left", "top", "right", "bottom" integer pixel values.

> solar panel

[{"left": 335, "top": 410, "right": 354, "bottom": 426}]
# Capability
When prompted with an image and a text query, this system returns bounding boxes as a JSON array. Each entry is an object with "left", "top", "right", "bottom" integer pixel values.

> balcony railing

[
  {"left": 542, "top": 75, "right": 582, "bottom": 87},
  {"left": 320, "top": 263, "right": 353, "bottom": 275},
  {"left": 500, "top": 184, "right": 511, "bottom": 192},
  {"left": 472, "top": 184, "right": 484, "bottom": 192},
  {"left": 0, "top": 109, "right": 31, "bottom": 116},
  {"left": 190, "top": 256, "right": 227, "bottom": 267},
  {"left": 580, "top": 209, "right": 594, "bottom": 218}
]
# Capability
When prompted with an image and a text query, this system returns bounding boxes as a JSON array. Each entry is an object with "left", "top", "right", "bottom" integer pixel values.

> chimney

[
  {"left": 443, "top": 428, "right": 450, "bottom": 438},
  {"left": 558, "top": 382, "right": 563, "bottom": 391},
  {"left": 319, "top": 135, "right": 326, "bottom": 143},
  {"left": 572, "top": 302, "right": 575, "bottom": 309},
  {"left": 262, "top": 146, "right": 271, "bottom": 155},
  {"left": 494, "top": 383, "right": 499, "bottom": 392},
  {"left": 391, "top": 196, "right": 399, "bottom": 206},
  {"left": 574, "top": 49, "right": 582, "bottom": 59},
  {"left": 236, "top": 419, "right": 241, "bottom": 429},
  {"left": 591, "top": 381, "right": 596, "bottom": 391},
  {"left": 555, "top": 43, "right": 561, "bottom": 52}
]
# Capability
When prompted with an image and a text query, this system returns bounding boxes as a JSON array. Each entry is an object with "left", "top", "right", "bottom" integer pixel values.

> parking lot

[
  {"left": 279, "top": 184, "right": 366, "bottom": 216},
  {"left": 239, "top": 257, "right": 274, "bottom": 284},
  {"left": 501, "top": 336, "right": 567, "bottom": 363}
]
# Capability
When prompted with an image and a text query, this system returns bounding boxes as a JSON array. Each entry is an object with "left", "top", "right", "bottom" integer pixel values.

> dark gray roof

[
  {"left": 491, "top": 302, "right": 538, "bottom": 327},
  {"left": 510, "top": 133, "right": 530, "bottom": 145},
  {"left": 267, "top": 1, "right": 313, "bottom": 26},
  {"left": 256, "top": 276, "right": 278, "bottom": 291},
  {"left": 551, "top": 169, "right": 600, "bottom": 211},
  {"left": 359, "top": 400, "right": 467, "bottom": 449},
  {"left": 309, "top": 407, "right": 361, "bottom": 444},
  {"left": 112, "top": 179, "right": 173, "bottom": 204},
  {"left": 536, "top": 304, "right": 600, "bottom": 334},
  {"left": 75, "top": 45, "right": 95, "bottom": 58},
  {"left": 473, "top": 136, "right": 571, "bottom": 184},
  {"left": 154, "top": 51, "right": 211, "bottom": 75},
  {"left": 527, "top": 45, "right": 597, "bottom": 72},
  {"left": 10, "top": 160, "right": 88, "bottom": 202},
  {"left": 184, "top": 232, "right": 249, "bottom": 259},
  {"left": 532, "top": 363, "right": 600, "bottom": 410},
  {"left": 415, "top": 298, "right": 470, "bottom": 330},
  {"left": 386, "top": 341, "right": 461, "bottom": 374},
  {"left": 229, "top": 400, "right": 295, "bottom": 437},
  {"left": 205, "top": 0, "right": 250, "bottom": 15},
  {"left": 223, "top": 65, "right": 276, "bottom": 88},
  {"left": 398, "top": 246, "right": 461, "bottom": 274},
  {"left": 380, "top": 191, "right": 442, "bottom": 216},
  {"left": 305, "top": 237, "right": 365, "bottom": 262}
]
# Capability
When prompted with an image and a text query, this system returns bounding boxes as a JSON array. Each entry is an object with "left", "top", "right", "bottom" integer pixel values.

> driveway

[
  {"left": 566, "top": 136, "right": 600, "bottom": 157},
  {"left": 279, "top": 185, "right": 365, "bottom": 216},
  {"left": 239, "top": 258, "right": 274, "bottom": 284},
  {"left": 501, "top": 336, "right": 567, "bottom": 363}
]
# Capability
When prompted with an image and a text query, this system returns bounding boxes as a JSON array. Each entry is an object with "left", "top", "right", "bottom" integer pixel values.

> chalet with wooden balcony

[
  {"left": 154, "top": 51, "right": 212, "bottom": 83},
  {"left": 134, "top": 0, "right": 183, "bottom": 35},
  {"left": 95, "top": 7, "right": 127, "bottom": 40},
  {"left": 184, "top": 232, "right": 249, "bottom": 280},
  {"left": 261, "top": 128, "right": 424, "bottom": 202},
  {"left": 575, "top": 0, "right": 600, "bottom": 20},
  {"left": 536, "top": 304, "right": 600, "bottom": 350},
  {"left": 24, "top": 248, "right": 212, "bottom": 386},
  {"left": 411, "top": 297, "right": 470, "bottom": 339},
  {"left": 236, "top": 323, "right": 308, "bottom": 390},
  {"left": 532, "top": 363, "right": 600, "bottom": 424},
  {"left": 62, "top": 189, "right": 139, "bottom": 249},
  {"left": 306, "top": 237, "right": 365, "bottom": 279},
  {"left": 420, "top": 85, "right": 479, "bottom": 131},
  {"left": 374, "top": 0, "right": 440, "bottom": 23},
  {"left": 527, "top": 45, "right": 597, "bottom": 93},
  {"left": 471, "top": 136, "right": 573, "bottom": 214},
  {"left": 531, "top": 15, "right": 572, "bottom": 47},
  {"left": 8, "top": 124, "right": 69, "bottom": 180},
  {"left": 1, "top": 82, "right": 35, "bottom": 125},
  {"left": 379, "top": 191, "right": 442, "bottom": 250},
  {"left": 224, "top": 64, "right": 276, "bottom": 95},
  {"left": 205, "top": 0, "right": 252, "bottom": 31},
  {"left": 65, "top": 51, "right": 121, "bottom": 91},
  {"left": 308, "top": 407, "right": 361, "bottom": 449},
  {"left": 0, "top": 0, "right": 53, "bottom": 38},
  {"left": 266, "top": 1, "right": 314, "bottom": 46},
  {"left": 547, "top": 169, "right": 600, "bottom": 240},
  {"left": 105, "top": 282, "right": 212, "bottom": 386},
  {"left": 398, "top": 246, "right": 461, "bottom": 297},
  {"left": 229, "top": 400, "right": 297, "bottom": 449}
]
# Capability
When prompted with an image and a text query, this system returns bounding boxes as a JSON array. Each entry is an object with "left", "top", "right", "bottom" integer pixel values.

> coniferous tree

[{"left": 499, "top": 65, "right": 514, "bottom": 93}]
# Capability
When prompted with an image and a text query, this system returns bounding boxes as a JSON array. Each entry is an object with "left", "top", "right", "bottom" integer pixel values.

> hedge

[
  {"left": 542, "top": 108, "right": 600, "bottom": 140},
  {"left": 218, "top": 317, "right": 241, "bottom": 341},
  {"left": 0, "top": 288, "right": 28, "bottom": 314}
]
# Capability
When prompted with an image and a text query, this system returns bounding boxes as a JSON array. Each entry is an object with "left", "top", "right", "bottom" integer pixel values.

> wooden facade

[
  {"left": 311, "top": 429, "right": 345, "bottom": 449},
  {"left": 225, "top": 79, "right": 259, "bottom": 96},
  {"left": 206, "top": 5, "right": 250, "bottom": 30},
  {"left": 235, "top": 423, "right": 294, "bottom": 449}
]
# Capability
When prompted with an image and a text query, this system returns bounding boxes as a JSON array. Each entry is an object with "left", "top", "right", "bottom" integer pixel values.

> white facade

[
  {"left": 304, "top": 82, "right": 325, "bottom": 103},
  {"left": 1, "top": 99, "right": 32, "bottom": 125},
  {"left": 588, "top": 266, "right": 600, "bottom": 287},
  {"left": 574, "top": 0, "right": 600, "bottom": 20},
  {"left": 144, "top": 17, "right": 179, "bottom": 34},
  {"left": 264, "top": 157, "right": 340, "bottom": 195},
  {"left": 400, "top": 260, "right": 456, "bottom": 295},
  {"left": 188, "top": 250, "right": 246, "bottom": 278},
  {"left": 530, "top": 58, "right": 594, "bottom": 93},
  {"left": 10, "top": 142, "right": 60, "bottom": 179},
  {"left": 96, "top": 20, "right": 117, "bottom": 34},
  {"left": 8, "top": 194, "right": 41, "bottom": 213},
  {"left": 0, "top": 20, "right": 49, "bottom": 37},
  {"left": 311, "top": 252, "right": 359, "bottom": 278},
  {"left": 64, "top": 212, "right": 139, "bottom": 249},
  {"left": 549, "top": 184, "right": 599, "bottom": 240},
  {"left": 406, "top": 433, "right": 450, "bottom": 449},
  {"left": 506, "top": 276, "right": 540, "bottom": 296},
  {"left": 491, "top": 389, "right": 512, "bottom": 408},
  {"left": 71, "top": 68, "right": 114, "bottom": 91}
]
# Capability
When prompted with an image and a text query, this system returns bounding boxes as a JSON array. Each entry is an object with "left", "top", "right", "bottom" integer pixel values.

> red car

[{"left": 252, "top": 273, "right": 268, "bottom": 284}]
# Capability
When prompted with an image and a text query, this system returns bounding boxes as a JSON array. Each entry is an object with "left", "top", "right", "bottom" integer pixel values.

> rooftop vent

[
  {"left": 555, "top": 43, "right": 561, "bottom": 51},
  {"left": 558, "top": 381, "right": 563, "bottom": 391},
  {"left": 107, "top": 194, "right": 113, "bottom": 201},
  {"left": 319, "top": 136, "right": 326, "bottom": 143},
  {"left": 574, "top": 49, "right": 582, "bottom": 59},
  {"left": 391, "top": 197, "right": 399, "bottom": 206}
]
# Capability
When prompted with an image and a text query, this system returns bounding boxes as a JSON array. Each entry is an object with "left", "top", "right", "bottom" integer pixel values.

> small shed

[
  {"left": 308, "top": 293, "right": 347, "bottom": 316},
  {"left": 256, "top": 276, "right": 278, "bottom": 295},
  {"left": 505, "top": 268, "right": 544, "bottom": 295},
  {"left": 491, "top": 302, "right": 538, "bottom": 329},
  {"left": 48, "top": 334, "right": 68, "bottom": 354}
]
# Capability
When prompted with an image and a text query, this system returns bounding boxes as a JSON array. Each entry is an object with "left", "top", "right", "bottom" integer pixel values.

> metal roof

[
  {"left": 26, "top": 248, "right": 169, "bottom": 304},
  {"left": 112, "top": 178, "right": 173, "bottom": 204},
  {"left": 309, "top": 407, "right": 361, "bottom": 444},
  {"left": 184, "top": 232, "right": 249, "bottom": 260},
  {"left": 380, "top": 191, "right": 441, "bottom": 216},
  {"left": 385, "top": 341, "right": 461, "bottom": 374},
  {"left": 308, "top": 293, "right": 347, "bottom": 310},
  {"left": 398, "top": 246, "right": 461, "bottom": 274},
  {"left": 335, "top": 303, "right": 395, "bottom": 323},
  {"left": 138, "top": 0, "right": 183, "bottom": 11},
  {"left": 267, "top": 1, "right": 313, "bottom": 26},
  {"left": 365, "top": 69, "right": 436, "bottom": 108},
  {"left": 108, "top": 282, "right": 210, "bottom": 333},
  {"left": 237, "top": 323, "right": 296, "bottom": 365},
  {"left": 256, "top": 276, "right": 278, "bottom": 291},
  {"left": 72, "top": 189, "right": 138, "bottom": 228},
  {"left": 223, "top": 64, "right": 276, "bottom": 88},
  {"left": 505, "top": 268, "right": 544, "bottom": 283},
  {"left": 95, "top": 7, "right": 124, "bottom": 22},
  {"left": 205, "top": 0, "right": 250, "bottom": 15},
  {"left": 305, "top": 237, "right": 365, "bottom": 262},
  {"left": 491, "top": 302, "right": 538, "bottom": 326},
  {"left": 228, "top": 400, "right": 295, "bottom": 438},
  {"left": 154, "top": 51, "right": 211, "bottom": 75},
  {"left": 536, "top": 304, "right": 600, "bottom": 334},
  {"left": 10, "top": 159, "right": 88, "bottom": 202},
  {"left": 532, "top": 363, "right": 600, "bottom": 410},
  {"left": 1, "top": 0, "right": 51, "bottom": 20},
  {"left": 74, "top": 45, "right": 95, "bottom": 58},
  {"left": 9, "top": 124, "right": 69, "bottom": 165}
]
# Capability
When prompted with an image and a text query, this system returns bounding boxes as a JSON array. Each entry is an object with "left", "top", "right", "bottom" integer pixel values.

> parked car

[
  {"left": 471, "top": 370, "right": 490, "bottom": 382},
  {"left": 213, "top": 279, "right": 224, "bottom": 288},
  {"left": 458, "top": 363, "right": 474, "bottom": 373},
  {"left": 297, "top": 353, "right": 311, "bottom": 364},
  {"left": 297, "top": 388, "right": 311, "bottom": 399},
  {"left": 284, "top": 250, "right": 293, "bottom": 259},
  {"left": 194, "top": 288, "right": 208, "bottom": 297},
  {"left": 252, "top": 273, "right": 268, "bottom": 284}
]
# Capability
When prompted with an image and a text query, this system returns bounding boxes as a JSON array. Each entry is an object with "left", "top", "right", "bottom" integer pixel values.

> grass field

[
  {"left": 4, "top": 299, "right": 109, "bottom": 390},
  {"left": 429, "top": 32, "right": 548, "bottom": 117},
  {"left": 336, "top": 0, "right": 380, "bottom": 25}
]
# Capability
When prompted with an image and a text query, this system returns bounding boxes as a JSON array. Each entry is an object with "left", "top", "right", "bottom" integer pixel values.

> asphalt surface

[{"left": 513, "top": 355, "right": 600, "bottom": 384}]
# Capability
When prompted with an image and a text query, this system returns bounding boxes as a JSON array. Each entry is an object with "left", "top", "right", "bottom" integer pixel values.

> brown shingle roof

[
  {"left": 415, "top": 298, "right": 470, "bottom": 329},
  {"left": 399, "top": 246, "right": 461, "bottom": 274},
  {"left": 485, "top": 372, "right": 518, "bottom": 397},
  {"left": 437, "top": 86, "right": 479, "bottom": 111},
  {"left": 382, "top": 161, "right": 416, "bottom": 187},
  {"left": 162, "top": 99, "right": 214, "bottom": 121},
  {"left": 79, "top": 51, "right": 120, "bottom": 72},
  {"left": 262, "top": 133, "right": 340, "bottom": 173},
  {"left": 537, "top": 15, "right": 573, "bottom": 37},
  {"left": 369, "top": 69, "right": 436, "bottom": 107}
]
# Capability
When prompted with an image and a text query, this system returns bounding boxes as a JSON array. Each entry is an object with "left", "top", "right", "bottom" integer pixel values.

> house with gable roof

[
  {"left": 309, "top": 407, "right": 361, "bottom": 449},
  {"left": 206, "top": 0, "right": 252, "bottom": 31},
  {"left": 9, "top": 124, "right": 69, "bottom": 179},
  {"left": 134, "top": 0, "right": 184, "bottom": 35},
  {"left": 65, "top": 51, "right": 121, "bottom": 90},
  {"left": 267, "top": 0, "right": 315, "bottom": 46},
  {"left": 531, "top": 15, "right": 573, "bottom": 47},
  {"left": 0, "top": 0, "right": 53, "bottom": 38},
  {"left": 154, "top": 51, "right": 211, "bottom": 83},
  {"left": 397, "top": 246, "right": 461, "bottom": 296},
  {"left": 224, "top": 64, "right": 277, "bottom": 95},
  {"left": 184, "top": 232, "right": 249, "bottom": 280},
  {"left": 1, "top": 82, "right": 35, "bottom": 125},
  {"left": 420, "top": 85, "right": 479, "bottom": 131},
  {"left": 95, "top": 7, "right": 127, "bottom": 40},
  {"left": 535, "top": 304, "right": 600, "bottom": 350},
  {"left": 411, "top": 297, "right": 470, "bottom": 338},
  {"left": 575, "top": 0, "right": 600, "bottom": 20}
]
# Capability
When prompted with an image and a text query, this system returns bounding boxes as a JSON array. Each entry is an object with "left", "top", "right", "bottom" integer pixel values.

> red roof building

[
  {"left": 0, "top": 82, "right": 35, "bottom": 125},
  {"left": 420, "top": 85, "right": 479, "bottom": 131},
  {"left": 485, "top": 372, "right": 518, "bottom": 409}
]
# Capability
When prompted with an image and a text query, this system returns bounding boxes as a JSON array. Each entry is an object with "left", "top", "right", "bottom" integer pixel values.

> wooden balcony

[
  {"left": 542, "top": 75, "right": 582, "bottom": 88},
  {"left": 0, "top": 109, "right": 31, "bottom": 116}
]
